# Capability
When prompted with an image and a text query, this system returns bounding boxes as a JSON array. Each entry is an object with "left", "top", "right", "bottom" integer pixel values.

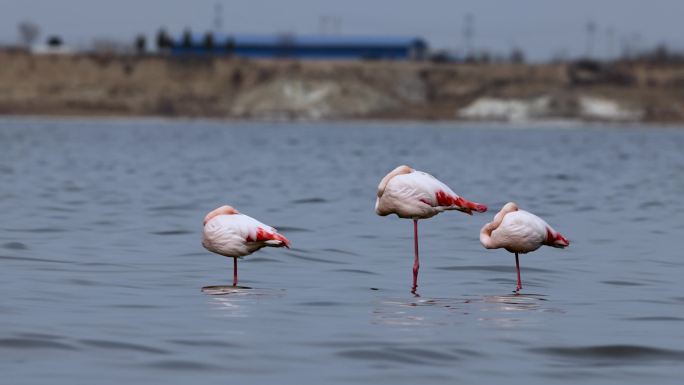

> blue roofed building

[{"left": 167, "top": 33, "right": 428, "bottom": 60}]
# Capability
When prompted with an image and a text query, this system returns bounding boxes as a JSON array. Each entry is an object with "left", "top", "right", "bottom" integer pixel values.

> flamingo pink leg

[
  {"left": 412, "top": 219, "right": 420, "bottom": 294},
  {"left": 514, "top": 252, "right": 522, "bottom": 292},
  {"left": 232, "top": 257, "right": 238, "bottom": 287}
]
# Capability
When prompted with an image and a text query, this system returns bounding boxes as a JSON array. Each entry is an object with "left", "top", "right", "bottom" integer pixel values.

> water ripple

[
  {"left": 79, "top": 339, "right": 168, "bottom": 354},
  {"left": 0, "top": 338, "right": 78, "bottom": 351},
  {"left": 283, "top": 252, "right": 347, "bottom": 265},
  {"left": 437, "top": 265, "right": 556, "bottom": 273},
  {"left": 331, "top": 268, "right": 378, "bottom": 275},
  {"left": 298, "top": 301, "right": 347, "bottom": 307},
  {"left": 247, "top": 257, "right": 282, "bottom": 263},
  {"left": 0, "top": 255, "right": 71, "bottom": 264},
  {"left": 150, "top": 230, "right": 194, "bottom": 236},
  {"left": 623, "top": 316, "right": 684, "bottom": 322},
  {"left": 145, "top": 360, "right": 222, "bottom": 371},
  {"left": 147, "top": 203, "right": 199, "bottom": 212},
  {"left": 3, "top": 241, "right": 28, "bottom": 250},
  {"left": 337, "top": 346, "right": 460, "bottom": 365},
  {"left": 602, "top": 280, "right": 645, "bottom": 286},
  {"left": 168, "top": 339, "right": 242, "bottom": 348},
  {"left": 4, "top": 227, "right": 67, "bottom": 233},
  {"left": 290, "top": 197, "right": 328, "bottom": 204},
  {"left": 274, "top": 226, "right": 311, "bottom": 233},
  {"left": 321, "top": 248, "right": 360, "bottom": 256},
  {"left": 531, "top": 345, "right": 684, "bottom": 363}
]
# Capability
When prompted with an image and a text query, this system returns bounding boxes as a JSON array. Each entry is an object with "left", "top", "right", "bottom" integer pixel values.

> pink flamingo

[
  {"left": 480, "top": 202, "right": 569, "bottom": 292},
  {"left": 375, "top": 165, "right": 488, "bottom": 293},
  {"left": 202, "top": 205, "right": 290, "bottom": 287}
]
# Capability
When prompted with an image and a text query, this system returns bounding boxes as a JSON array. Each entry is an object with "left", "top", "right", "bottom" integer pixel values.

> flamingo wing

[
  {"left": 202, "top": 215, "right": 251, "bottom": 256},
  {"left": 203, "top": 214, "right": 289, "bottom": 257},
  {"left": 375, "top": 171, "right": 438, "bottom": 218},
  {"left": 234, "top": 214, "right": 290, "bottom": 248},
  {"left": 493, "top": 211, "right": 547, "bottom": 253},
  {"left": 403, "top": 171, "right": 486, "bottom": 214},
  {"left": 253, "top": 224, "right": 290, "bottom": 248}
]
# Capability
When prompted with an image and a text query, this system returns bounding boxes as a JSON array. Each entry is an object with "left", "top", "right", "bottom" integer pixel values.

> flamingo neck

[
  {"left": 203, "top": 205, "right": 239, "bottom": 225},
  {"left": 377, "top": 165, "right": 413, "bottom": 197},
  {"left": 479, "top": 202, "right": 518, "bottom": 249},
  {"left": 479, "top": 222, "right": 497, "bottom": 249}
]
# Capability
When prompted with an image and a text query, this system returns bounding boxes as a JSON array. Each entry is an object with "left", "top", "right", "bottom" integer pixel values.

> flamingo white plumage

[
  {"left": 202, "top": 205, "right": 290, "bottom": 287},
  {"left": 375, "top": 165, "right": 488, "bottom": 294},
  {"left": 480, "top": 202, "right": 569, "bottom": 292}
]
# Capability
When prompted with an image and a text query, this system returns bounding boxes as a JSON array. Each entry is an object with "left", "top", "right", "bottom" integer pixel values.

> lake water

[{"left": 1, "top": 118, "right": 683, "bottom": 384}]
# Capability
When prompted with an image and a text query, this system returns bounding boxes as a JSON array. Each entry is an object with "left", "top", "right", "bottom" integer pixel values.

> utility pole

[
  {"left": 319, "top": 16, "right": 329, "bottom": 34},
  {"left": 213, "top": 2, "right": 223, "bottom": 34},
  {"left": 463, "top": 13, "right": 474, "bottom": 57},
  {"left": 319, "top": 15, "right": 341, "bottom": 35},
  {"left": 585, "top": 20, "right": 596, "bottom": 58},
  {"left": 606, "top": 27, "right": 615, "bottom": 61},
  {"left": 332, "top": 16, "right": 341, "bottom": 34}
]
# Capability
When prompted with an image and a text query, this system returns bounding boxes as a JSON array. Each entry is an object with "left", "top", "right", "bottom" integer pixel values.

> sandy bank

[{"left": 1, "top": 51, "right": 683, "bottom": 122}]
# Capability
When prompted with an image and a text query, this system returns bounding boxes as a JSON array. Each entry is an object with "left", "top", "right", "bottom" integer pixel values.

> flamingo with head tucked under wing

[
  {"left": 480, "top": 202, "right": 569, "bottom": 292},
  {"left": 202, "top": 205, "right": 290, "bottom": 287},
  {"left": 375, "top": 165, "right": 488, "bottom": 294}
]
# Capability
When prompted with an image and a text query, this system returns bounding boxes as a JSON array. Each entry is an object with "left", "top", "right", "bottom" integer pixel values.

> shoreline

[{"left": 2, "top": 113, "right": 682, "bottom": 130}]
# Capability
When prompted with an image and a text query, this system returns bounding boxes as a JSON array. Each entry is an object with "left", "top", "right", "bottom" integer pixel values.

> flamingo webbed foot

[{"left": 410, "top": 279, "right": 420, "bottom": 297}]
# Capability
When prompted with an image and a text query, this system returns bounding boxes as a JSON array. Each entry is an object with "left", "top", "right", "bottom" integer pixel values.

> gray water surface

[{"left": 1, "top": 118, "right": 683, "bottom": 384}]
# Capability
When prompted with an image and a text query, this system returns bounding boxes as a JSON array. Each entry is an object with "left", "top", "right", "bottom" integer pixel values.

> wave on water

[
  {"left": 273, "top": 226, "right": 311, "bottom": 233},
  {"left": 149, "top": 230, "right": 194, "bottom": 236},
  {"left": 0, "top": 255, "right": 71, "bottom": 264},
  {"left": 437, "top": 265, "right": 556, "bottom": 274},
  {"left": 601, "top": 280, "right": 646, "bottom": 287},
  {"left": 623, "top": 316, "right": 684, "bottom": 322},
  {"left": 331, "top": 268, "right": 378, "bottom": 276},
  {"left": 282, "top": 252, "right": 348, "bottom": 265},
  {"left": 290, "top": 197, "right": 328, "bottom": 204},
  {"left": 3, "top": 242, "right": 28, "bottom": 250},
  {"left": 79, "top": 339, "right": 168, "bottom": 354},
  {"left": 337, "top": 346, "right": 462, "bottom": 366},
  {"left": 530, "top": 345, "right": 684, "bottom": 364},
  {"left": 0, "top": 337, "right": 77, "bottom": 351}
]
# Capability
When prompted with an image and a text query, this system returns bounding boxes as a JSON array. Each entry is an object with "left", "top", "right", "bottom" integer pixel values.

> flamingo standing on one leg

[
  {"left": 375, "top": 165, "right": 488, "bottom": 294},
  {"left": 480, "top": 202, "right": 569, "bottom": 293},
  {"left": 202, "top": 205, "right": 290, "bottom": 287}
]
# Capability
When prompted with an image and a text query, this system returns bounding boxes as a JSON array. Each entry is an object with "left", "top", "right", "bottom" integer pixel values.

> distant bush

[
  {"left": 47, "top": 35, "right": 63, "bottom": 47},
  {"left": 135, "top": 35, "right": 146, "bottom": 54},
  {"left": 203, "top": 32, "right": 214, "bottom": 51},
  {"left": 567, "top": 59, "right": 634, "bottom": 86},
  {"left": 156, "top": 28, "right": 172, "bottom": 50},
  {"left": 182, "top": 29, "right": 192, "bottom": 49}
]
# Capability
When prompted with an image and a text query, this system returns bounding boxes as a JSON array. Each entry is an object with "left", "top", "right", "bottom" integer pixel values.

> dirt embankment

[{"left": 1, "top": 51, "right": 684, "bottom": 122}]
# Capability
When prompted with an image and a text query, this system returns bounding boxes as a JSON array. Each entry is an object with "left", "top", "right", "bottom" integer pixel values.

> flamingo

[
  {"left": 375, "top": 165, "right": 488, "bottom": 294},
  {"left": 480, "top": 202, "right": 569, "bottom": 293},
  {"left": 202, "top": 205, "right": 290, "bottom": 287}
]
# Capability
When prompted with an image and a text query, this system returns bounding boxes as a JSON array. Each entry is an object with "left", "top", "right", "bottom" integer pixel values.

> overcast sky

[{"left": 1, "top": 0, "right": 682, "bottom": 60}]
